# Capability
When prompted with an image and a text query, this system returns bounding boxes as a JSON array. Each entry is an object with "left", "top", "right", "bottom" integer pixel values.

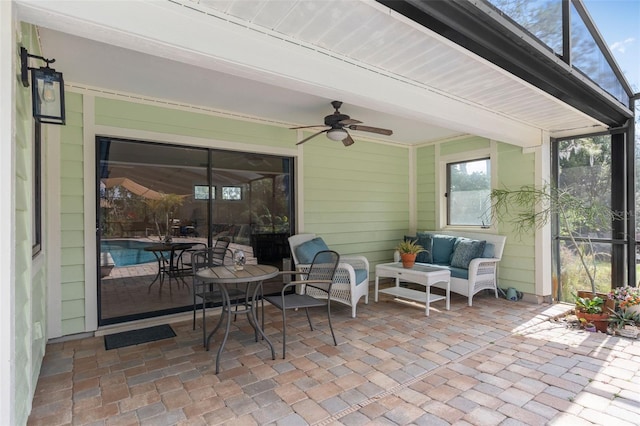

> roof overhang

[
  {"left": 14, "top": 0, "right": 626, "bottom": 147},
  {"left": 379, "top": 0, "right": 633, "bottom": 127}
]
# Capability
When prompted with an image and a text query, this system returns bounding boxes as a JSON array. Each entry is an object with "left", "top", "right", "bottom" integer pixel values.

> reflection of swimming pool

[{"left": 101, "top": 240, "right": 167, "bottom": 267}]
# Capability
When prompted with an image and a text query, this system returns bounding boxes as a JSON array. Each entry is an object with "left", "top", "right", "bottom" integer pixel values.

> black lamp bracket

[{"left": 21, "top": 47, "right": 56, "bottom": 88}]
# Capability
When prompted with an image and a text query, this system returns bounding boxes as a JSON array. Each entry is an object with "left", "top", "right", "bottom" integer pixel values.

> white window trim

[{"left": 438, "top": 143, "right": 497, "bottom": 231}]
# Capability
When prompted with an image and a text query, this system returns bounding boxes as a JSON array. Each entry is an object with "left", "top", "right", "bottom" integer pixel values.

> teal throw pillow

[
  {"left": 404, "top": 234, "right": 433, "bottom": 263},
  {"left": 450, "top": 239, "right": 487, "bottom": 269},
  {"left": 415, "top": 233, "right": 433, "bottom": 263},
  {"left": 483, "top": 242, "right": 495, "bottom": 258},
  {"left": 431, "top": 234, "right": 458, "bottom": 264},
  {"left": 404, "top": 235, "right": 417, "bottom": 244},
  {"left": 296, "top": 237, "right": 329, "bottom": 264}
]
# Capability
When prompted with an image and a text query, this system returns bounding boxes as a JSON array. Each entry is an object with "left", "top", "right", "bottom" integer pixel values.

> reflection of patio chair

[
  {"left": 288, "top": 234, "right": 369, "bottom": 318},
  {"left": 191, "top": 238, "right": 232, "bottom": 331}
]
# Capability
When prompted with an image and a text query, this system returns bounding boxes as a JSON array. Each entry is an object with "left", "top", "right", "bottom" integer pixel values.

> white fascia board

[{"left": 16, "top": 0, "right": 543, "bottom": 146}]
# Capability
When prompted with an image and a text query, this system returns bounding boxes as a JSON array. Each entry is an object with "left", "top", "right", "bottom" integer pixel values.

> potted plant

[
  {"left": 573, "top": 293, "right": 608, "bottom": 332},
  {"left": 579, "top": 318, "right": 597, "bottom": 332},
  {"left": 607, "top": 286, "right": 640, "bottom": 315},
  {"left": 607, "top": 307, "right": 640, "bottom": 337},
  {"left": 395, "top": 240, "right": 426, "bottom": 268},
  {"left": 491, "top": 184, "right": 621, "bottom": 298}
]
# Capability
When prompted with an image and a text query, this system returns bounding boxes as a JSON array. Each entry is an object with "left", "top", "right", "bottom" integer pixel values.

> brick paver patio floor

[{"left": 27, "top": 288, "right": 640, "bottom": 425}]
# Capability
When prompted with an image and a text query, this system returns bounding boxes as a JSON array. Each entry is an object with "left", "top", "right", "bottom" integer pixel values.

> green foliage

[
  {"left": 449, "top": 162, "right": 490, "bottom": 192},
  {"left": 490, "top": 184, "right": 616, "bottom": 236},
  {"left": 396, "top": 240, "right": 426, "bottom": 255},
  {"left": 144, "top": 193, "right": 185, "bottom": 239},
  {"left": 489, "top": 0, "right": 598, "bottom": 76},
  {"left": 558, "top": 246, "right": 611, "bottom": 301},
  {"left": 573, "top": 294, "right": 604, "bottom": 314},
  {"left": 490, "top": 183, "right": 622, "bottom": 294},
  {"left": 608, "top": 308, "right": 640, "bottom": 330}
]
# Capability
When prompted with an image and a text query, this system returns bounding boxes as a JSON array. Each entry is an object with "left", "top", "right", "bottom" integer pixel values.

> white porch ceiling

[{"left": 16, "top": 0, "right": 608, "bottom": 147}]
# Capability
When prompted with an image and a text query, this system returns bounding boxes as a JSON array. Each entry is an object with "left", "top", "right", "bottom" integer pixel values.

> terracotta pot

[
  {"left": 577, "top": 291, "right": 615, "bottom": 312},
  {"left": 576, "top": 311, "right": 609, "bottom": 332},
  {"left": 400, "top": 253, "right": 417, "bottom": 268}
]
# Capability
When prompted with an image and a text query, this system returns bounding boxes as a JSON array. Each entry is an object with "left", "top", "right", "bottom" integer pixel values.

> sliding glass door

[{"left": 97, "top": 137, "right": 294, "bottom": 325}]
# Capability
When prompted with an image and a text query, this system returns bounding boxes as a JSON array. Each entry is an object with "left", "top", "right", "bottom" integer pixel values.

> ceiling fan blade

[
  {"left": 338, "top": 119, "right": 362, "bottom": 126},
  {"left": 347, "top": 124, "right": 393, "bottom": 136},
  {"left": 296, "top": 129, "right": 329, "bottom": 145},
  {"left": 342, "top": 133, "right": 355, "bottom": 147},
  {"left": 290, "top": 124, "right": 326, "bottom": 130}
]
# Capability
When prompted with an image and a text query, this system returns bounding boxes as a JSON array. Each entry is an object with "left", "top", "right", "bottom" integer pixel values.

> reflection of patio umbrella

[{"left": 102, "top": 177, "right": 188, "bottom": 200}]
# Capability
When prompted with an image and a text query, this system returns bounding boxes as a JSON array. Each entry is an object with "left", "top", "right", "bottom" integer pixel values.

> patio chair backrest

[{"left": 304, "top": 250, "right": 340, "bottom": 294}]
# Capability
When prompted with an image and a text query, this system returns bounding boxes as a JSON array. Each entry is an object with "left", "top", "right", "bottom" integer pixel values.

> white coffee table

[{"left": 374, "top": 262, "right": 450, "bottom": 316}]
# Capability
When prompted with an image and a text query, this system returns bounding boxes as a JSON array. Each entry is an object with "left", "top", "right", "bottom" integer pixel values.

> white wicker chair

[{"left": 288, "top": 234, "right": 369, "bottom": 318}]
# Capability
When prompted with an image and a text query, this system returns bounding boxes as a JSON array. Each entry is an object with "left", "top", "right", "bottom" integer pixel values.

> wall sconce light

[{"left": 21, "top": 47, "right": 65, "bottom": 125}]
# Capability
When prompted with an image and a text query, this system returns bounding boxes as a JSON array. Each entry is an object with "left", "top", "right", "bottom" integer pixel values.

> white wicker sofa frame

[
  {"left": 289, "top": 234, "right": 369, "bottom": 318},
  {"left": 395, "top": 230, "right": 506, "bottom": 306}
]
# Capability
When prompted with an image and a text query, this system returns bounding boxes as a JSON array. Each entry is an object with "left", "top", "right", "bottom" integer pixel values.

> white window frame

[{"left": 438, "top": 145, "right": 497, "bottom": 231}]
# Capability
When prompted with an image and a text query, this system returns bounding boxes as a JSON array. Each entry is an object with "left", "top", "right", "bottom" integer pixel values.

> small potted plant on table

[{"left": 395, "top": 240, "right": 426, "bottom": 269}]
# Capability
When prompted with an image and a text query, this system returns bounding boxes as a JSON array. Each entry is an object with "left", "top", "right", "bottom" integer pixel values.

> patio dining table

[
  {"left": 144, "top": 241, "right": 197, "bottom": 293},
  {"left": 195, "top": 264, "right": 279, "bottom": 373}
]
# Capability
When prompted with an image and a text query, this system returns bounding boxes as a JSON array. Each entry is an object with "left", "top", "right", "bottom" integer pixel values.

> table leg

[
  {"left": 425, "top": 284, "right": 431, "bottom": 317},
  {"left": 204, "top": 298, "right": 226, "bottom": 350},
  {"left": 214, "top": 286, "right": 233, "bottom": 375},
  {"left": 147, "top": 251, "right": 164, "bottom": 293},
  {"left": 249, "top": 281, "right": 275, "bottom": 360},
  {"left": 445, "top": 279, "right": 450, "bottom": 311},
  {"left": 374, "top": 275, "right": 379, "bottom": 302}
]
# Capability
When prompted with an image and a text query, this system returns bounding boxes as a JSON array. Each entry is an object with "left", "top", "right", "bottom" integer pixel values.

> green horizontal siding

[
  {"left": 417, "top": 145, "right": 436, "bottom": 230},
  {"left": 60, "top": 196, "right": 84, "bottom": 213},
  {"left": 61, "top": 247, "right": 85, "bottom": 265},
  {"left": 495, "top": 142, "right": 536, "bottom": 294},
  {"left": 59, "top": 92, "right": 86, "bottom": 335},
  {"left": 60, "top": 160, "right": 84, "bottom": 178},
  {"left": 61, "top": 281, "right": 85, "bottom": 300},
  {"left": 95, "top": 98, "right": 296, "bottom": 147},
  {"left": 440, "top": 136, "right": 490, "bottom": 156},
  {"left": 302, "top": 139, "right": 409, "bottom": 267},
  {"left": 61, "top": 318, "right": 85, "bottom": 336},
  {"left": 415, "top": 138, "right": 538, "bottom": 296}
]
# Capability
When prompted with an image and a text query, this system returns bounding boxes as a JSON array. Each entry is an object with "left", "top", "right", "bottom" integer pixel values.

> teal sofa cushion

[
  {"left": 295, "top": 237, "right": 329, "bottom": 264},
  {"left": 449, "top": 266, "right": 469, "bottom": 279},
  {"left": 406, "top": 234, "right": 433, "bottom": 263},
  {"left": 451, "top": 238, "right": 486, "bottom": 268},
  {"left": 431, "top": 234, "right": 458, "bottom": 264},
  {"left": 415, "top": 232, "right": 433, "bottom": 263}
]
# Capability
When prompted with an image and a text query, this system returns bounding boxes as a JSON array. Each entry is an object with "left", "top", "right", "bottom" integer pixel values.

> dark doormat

[{"left": 104, "top": 324, "right": 176, "bottom": 350}]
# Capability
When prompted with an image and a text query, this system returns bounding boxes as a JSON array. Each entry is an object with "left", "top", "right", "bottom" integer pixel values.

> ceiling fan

[{"left": 291, "top": 101, "right": 393, "bottom": 147}]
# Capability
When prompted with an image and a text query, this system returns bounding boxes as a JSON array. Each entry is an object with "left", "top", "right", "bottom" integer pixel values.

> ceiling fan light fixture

[{"left": 326, "top": 128, "right": 348, "bottom": 141}]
